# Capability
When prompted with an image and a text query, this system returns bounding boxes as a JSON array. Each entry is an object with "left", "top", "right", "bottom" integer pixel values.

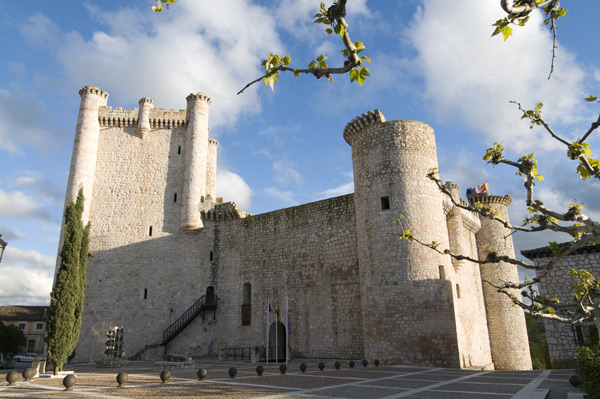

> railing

[
  {"left": 162, "top": 295, "right": 217, "bottom": 345},
  {"left": 223, "top": 346, "right": 264, "bottom": 361}
]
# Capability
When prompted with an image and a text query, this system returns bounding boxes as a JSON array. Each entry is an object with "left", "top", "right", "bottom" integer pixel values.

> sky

[{"left": 1, "top": 0, "right": 599, "bottom": 306}]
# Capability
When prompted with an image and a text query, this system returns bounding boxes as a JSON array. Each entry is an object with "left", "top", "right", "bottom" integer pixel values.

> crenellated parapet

[
  {"left": 201, "top": 202, "right": 249, "bottom": 222},
  {"left": 343, "top": 109, "right": 386, "bottom": 145},
  {"left": 185, "top": 92, "right": 211, "bottom": 107},
  {"left": 467, "top": 193, "right": 512, "bottom": 208},
  {"left": 98, "top": 106, "right": 188, "bottom": 129},
  {"left": 79, "top": 86, "right": 108, "bottom": 100}
]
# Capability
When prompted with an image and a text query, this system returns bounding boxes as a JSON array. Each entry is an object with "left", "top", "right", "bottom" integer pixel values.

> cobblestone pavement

[{"left": 0, "top": 361, "right": 585, "bottom": 399}]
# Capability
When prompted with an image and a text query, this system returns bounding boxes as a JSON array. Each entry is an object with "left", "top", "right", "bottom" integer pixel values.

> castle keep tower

[
  {"left": 344, "top": 111, "right": 459, "bottom": 366},
  {"left": 181, "top": 93, "right": 211, "bottom": 230},
  {"left": 469, "top": 194, "right": 532, "bottom": 370},
  {"left": 66, "top": 86, "right": 109, "bottom": 224}
]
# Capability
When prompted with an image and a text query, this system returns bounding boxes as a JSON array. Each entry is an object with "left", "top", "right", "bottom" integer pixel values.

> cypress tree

[{"left": 47, "top": 189, "right": 89, "bottom": 374}]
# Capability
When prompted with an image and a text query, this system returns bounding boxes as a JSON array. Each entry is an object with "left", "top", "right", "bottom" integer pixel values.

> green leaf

[
  {"left": 282, "top": 56, "right": 291, "bottom": 66},
  {"left": 334, "top": 24, "right": 345, "bottom": 37}
]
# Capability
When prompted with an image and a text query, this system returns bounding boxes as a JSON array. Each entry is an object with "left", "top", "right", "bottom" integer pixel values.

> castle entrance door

[{"left": 268, "top": 321, "right": 286, "bottom": 361}]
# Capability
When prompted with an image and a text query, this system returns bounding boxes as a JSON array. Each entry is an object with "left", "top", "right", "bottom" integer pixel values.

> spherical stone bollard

[
  {"left": 299, "top": 363, "right": 307, "bottom": 372},
  {"left": 22, "top": 367, "right": 36, "bottom": 381},
  {"left": 116, "top": 371, "right": 128, "bottom": 387},
  {"left": 349, "top": 360, "right": 355, "bottom": 368},
  {"left": 228, "top": 367, "right": 237, "bottom": 378},
  {"left": 334, "top": 361, "right": 341, "bottom": 370},
  {"left": 197, "top": 368, "right": 208, "bottom": 380},
  {"left": 569, "top": 374, "right": 582, "bottom": 387},
  {"left": 6, "top": 370, "right": 20, "bottom": 386},
  {"left": 279, "top": 364, "right": 287, "bottom": 374},
  {"left": 256, "top": 365, "right": 264, "bottom": 376},
  {"left": 362, "top": 360, "right": 368, "bottom": 367},
  {"left": 318, "top": 362, "right": 325, "bottom": 371},
  {"left": 63, "top": 374, "right": 77, "bottom": 391},
  {"left": 374, "top": 359, "right": 380, "bottom": 367},
  {"left": 160, "top": 370, "right": 171, "bottom": 383}
]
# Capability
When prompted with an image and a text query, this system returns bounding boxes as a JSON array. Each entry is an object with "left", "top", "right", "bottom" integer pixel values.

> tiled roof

[
  {"left": 521, "top": 242, "right": 600, "bottom": 260},
  {"left": 0, "top": 305, "right": 49, "bottom": 321}
]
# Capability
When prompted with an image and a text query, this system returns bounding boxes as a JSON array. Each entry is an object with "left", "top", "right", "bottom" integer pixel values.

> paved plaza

[{"left": 0, "top": 360, "right": 585, "bottom": 399}]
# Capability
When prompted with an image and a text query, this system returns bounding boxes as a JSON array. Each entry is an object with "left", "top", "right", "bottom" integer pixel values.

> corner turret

[
  {"left": 66, "top": 86, "right": 109, "bottom": 224},
  {"left": 137, "top": 97, "right": 154, "bottom": 138},
  {"left": 180, "top": 92, "right": 211, "bottom": 231},
  {"left": 469, "top": 193, "right": 532, "bottom": 370}
]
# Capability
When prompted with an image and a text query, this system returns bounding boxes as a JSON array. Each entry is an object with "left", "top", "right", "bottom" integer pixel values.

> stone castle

[{"left": 57, "top": 86, "right": 532, "bottom": 370}]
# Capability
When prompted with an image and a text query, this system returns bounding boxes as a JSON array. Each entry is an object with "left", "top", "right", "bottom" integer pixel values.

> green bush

[{"left": 576, "top": 343, "right": 600, "bottom": 399}]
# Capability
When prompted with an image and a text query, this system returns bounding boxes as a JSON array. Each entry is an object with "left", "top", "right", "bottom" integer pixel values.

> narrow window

[
  {"left": 174, "top": 193, "right": 177, "bottom": 202},
  {"left": 144, "top": 288, "right": 148, "bottom": 299},
  {"left": 178, "top": 145, "right": 181, "bottom": 154},
  {"left": 210, "top": 251, "right": 213, "bottom": 262},
  {"left": 456, "top": 284, "right": 461, "bottom": 299},
  {"left": 242, "top": 283, "right": 252, "bottom": 326},
  {"left": 381, "top": 196, "right": 390, "bottom": 210},
  {"left": 27, "top": 340, "right": 35, "bottom": 353},
  {"left": 18, "top": 323, "right": 26, "bottom": 330},
  {"left": 36, "top": 323, "right": 43, "bottom": 330},
  {"left": 149, "top": 226, "right": 153, "bottom": 236},
  {"left": 438, "top": 265, "right": 446, "bottom": 280}
]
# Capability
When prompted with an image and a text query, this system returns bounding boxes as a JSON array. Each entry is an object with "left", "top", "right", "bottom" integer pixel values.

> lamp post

[{"left": 0, "top": 234, "right": 6, "bottom": 263}]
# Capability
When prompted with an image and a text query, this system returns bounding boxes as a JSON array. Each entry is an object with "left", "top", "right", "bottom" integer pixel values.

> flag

[
  {"left": 274, "top": 302, "right": 281, "bottom": 323},
  {"left": 466, "top": 182, "right": 489, "bottom": 195}
]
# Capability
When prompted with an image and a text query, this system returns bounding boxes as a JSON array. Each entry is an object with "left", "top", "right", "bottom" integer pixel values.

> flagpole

[
  {"left": 275, "top": 300, "right": 278, "bottom": 364},
  {"left": 266, "top": 299, "right": 270, "bottom": 364},
  {"left": 285, "top": 296, "right": 289, "bottom": 365}
]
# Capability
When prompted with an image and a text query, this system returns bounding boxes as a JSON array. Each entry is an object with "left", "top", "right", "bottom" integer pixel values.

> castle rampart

[{"left": 60, "top": 87, "right": 531, "bottom": 370}]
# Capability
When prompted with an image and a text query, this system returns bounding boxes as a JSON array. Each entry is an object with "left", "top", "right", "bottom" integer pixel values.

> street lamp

[{"left": 0, "top": 234, "right": 6, "bottom": 263}]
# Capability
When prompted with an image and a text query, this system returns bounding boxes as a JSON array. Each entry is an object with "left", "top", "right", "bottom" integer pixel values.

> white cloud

[
  {"left": 264, "top": 187, "right": 298, "bottom": 206},
  {"left": 272, "top": 160, "right": 304, "bottom": 186},
  {"left": 0, "top": 246, "right": 54, "bottom": 306},
  {"left": 0, "top": 189, "right": 51, "bottom": 220},
  {"left": 216, "top": 169, "right": 253, "bottom": 211},
  {"left": 406, "top": 0, "right": 589, "bottom": 153},
  {"left": 318, "top": 181, "right": 354, "bottom": 199},
  {"left": 23, "top": 2, "right": 285, "bottom": 131}
]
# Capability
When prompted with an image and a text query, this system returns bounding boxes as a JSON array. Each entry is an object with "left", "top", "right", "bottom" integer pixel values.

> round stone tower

[
  {"left": 137, "top": 97, "right": 154, "bottom": 138},
  {"left": 344, "top": 111, "right": 458, "bottom": 366},
  {"left": 469, "top": 193, "right": 532, "bottom": 370},
  {"left": 65, "top": 86, "right": 109, "bottom": 224},
  {"left": 206, "top": 138, "right": 219, "bottom": 201},
  {"left": 181, "top": 92, "right": 211, "bottom": 230}
]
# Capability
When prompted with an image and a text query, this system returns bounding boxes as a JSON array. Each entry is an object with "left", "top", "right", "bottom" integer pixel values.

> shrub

[{"left": 576, "top": 343, "right": 600, "bottom": 399}]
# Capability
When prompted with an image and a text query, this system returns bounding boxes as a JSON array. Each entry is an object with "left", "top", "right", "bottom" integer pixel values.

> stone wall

[{"left": 526, "top": 246, "right": 600, "bottom": 367}]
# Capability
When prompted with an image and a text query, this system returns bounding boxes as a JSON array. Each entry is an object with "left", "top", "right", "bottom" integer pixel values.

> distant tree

[
  {"left": 46, "top": 189, "right": 90, "bottom": 374},
  {"left": 0, "top": 322, "right": 26, "bottom": 356}
]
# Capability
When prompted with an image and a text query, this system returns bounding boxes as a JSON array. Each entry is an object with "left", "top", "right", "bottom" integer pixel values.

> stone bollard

[
  {"left": 63, "top": 374, "right": 77, "bottom": 391},
  {"left": 299, "top": 363, "right": 307, "bottom": 372},
  {"left": 228, "top": 367, "right": 237, "bottom": 378},
  {"left": 160, "top": 370, "right": 171, "bottom": 383},
  {"left": 279, "top": 364, "right": 287, "bottom": 374},
  {"left": 197, "top": 368, "right": 208, "bottom": 380},
  {"left": 362, "top": 360, "right": 368, "bottom": 367},
  {"left": 318, "top": 362, "right": 325, "bottom": 371},
  {"left": 6, "top": 370, "right": 20, "bottom": 386},
  {"left": 334, "top": 361, "right": 341, "bottom": 370},
  {"left": 116, "top": 371, "right": 128, "bottom": 387},
  {"left": 22, "top": 368, "right": 36, "bottom": 381},
  {"left": 256, "top": 365, "right": 264, "bottom": 376}
]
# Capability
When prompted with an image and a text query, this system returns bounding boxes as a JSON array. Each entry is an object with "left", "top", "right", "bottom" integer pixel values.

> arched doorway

[{"left": 268, "top": 321, "right": 286, "bottom": 361}]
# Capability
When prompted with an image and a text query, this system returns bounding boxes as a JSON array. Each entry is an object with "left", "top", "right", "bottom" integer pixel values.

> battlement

[
  {"left": 79, "top": 86, "right": 109, "bottom": 100},
  {"left": 343, "top": 109, "right": 386, "bottom": 145},
  {"left": 208, "top": 138, "right": 218, "bottom": 146},
  {"left": 186, "top": 92, "right": 211, "bottom": 104},
  {"left": 98, "top": 106, "right": 188, "bottom": 128},
  {"left": 201, "top": 202, "right": 249, "bottom": 222},
  {"left": 467, "top": 194, "right": 512, "bottom": 207}
]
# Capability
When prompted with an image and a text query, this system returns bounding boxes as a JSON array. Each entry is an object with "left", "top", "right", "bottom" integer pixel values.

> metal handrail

[{"left": 162, "top": 295, "right": 217, "bottom": 345}]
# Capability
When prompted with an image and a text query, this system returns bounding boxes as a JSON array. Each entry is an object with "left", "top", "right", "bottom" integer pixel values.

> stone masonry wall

[{"left": 533, "top": 250, "right": 600, "bottom": 367}]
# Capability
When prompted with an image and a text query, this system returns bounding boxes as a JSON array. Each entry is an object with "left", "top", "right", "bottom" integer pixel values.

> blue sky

[{"left": 1, "top": 0, "right": 599, "bottom": 305}]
